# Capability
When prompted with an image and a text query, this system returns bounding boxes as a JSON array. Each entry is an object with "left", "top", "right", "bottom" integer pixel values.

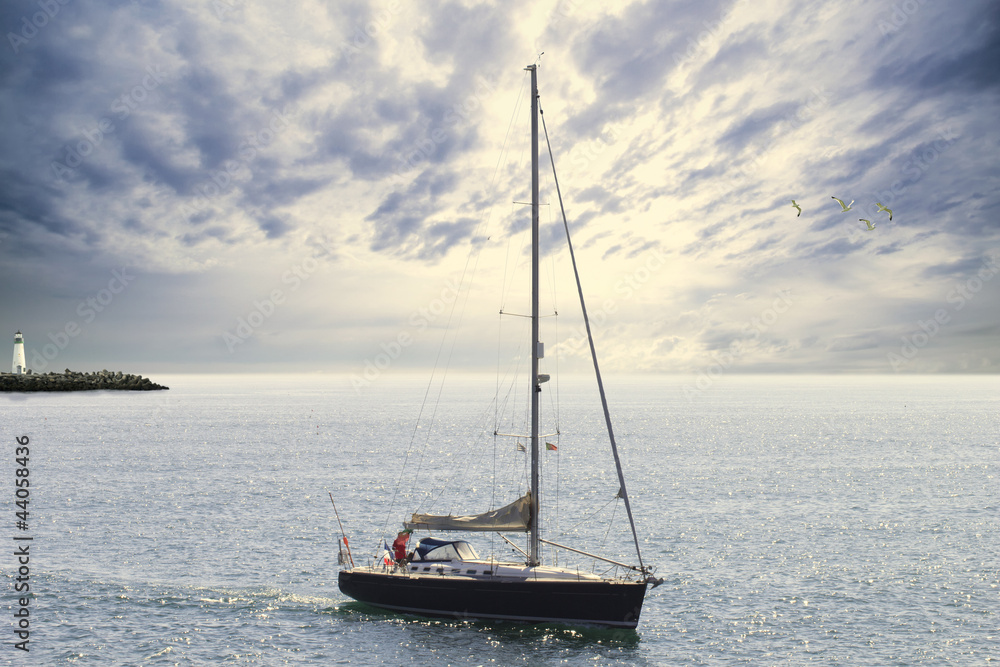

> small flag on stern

[{"left": 545, "top": 442, "right": 558, "bottom": 451}]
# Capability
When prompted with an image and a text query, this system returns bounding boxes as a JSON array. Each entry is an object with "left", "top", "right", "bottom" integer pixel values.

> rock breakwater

[{"left": 0, "top": 369, "right": 168, "bottom": 392}]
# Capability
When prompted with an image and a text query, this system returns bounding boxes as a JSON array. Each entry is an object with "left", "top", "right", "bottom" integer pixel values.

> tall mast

[{"left": 527, "top": 63, "right": 541, "bottom": 567}]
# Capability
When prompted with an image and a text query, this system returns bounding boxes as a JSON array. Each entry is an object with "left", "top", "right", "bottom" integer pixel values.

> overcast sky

[{"left": 1, "top": 0, "right": 998, "bottom": 382}]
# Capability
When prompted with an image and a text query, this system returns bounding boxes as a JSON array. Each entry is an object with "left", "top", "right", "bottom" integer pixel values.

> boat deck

[{"left": 352, "top": 559, "right": 616, "bottom": 583}]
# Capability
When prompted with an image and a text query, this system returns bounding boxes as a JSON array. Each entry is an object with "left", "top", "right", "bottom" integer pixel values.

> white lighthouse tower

[{"left": 12, "top": 331, "right": 27, "bottom": 375}]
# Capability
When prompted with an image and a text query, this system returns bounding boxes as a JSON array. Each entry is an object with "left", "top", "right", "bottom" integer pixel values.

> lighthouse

[{"left": 12, "top": 331, "right": 27, "bottom": 375}]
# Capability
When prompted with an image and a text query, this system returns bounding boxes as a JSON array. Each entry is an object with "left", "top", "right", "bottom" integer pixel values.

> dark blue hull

[{"left": 338, "top": 569, "right": 648, "bottom": 628}]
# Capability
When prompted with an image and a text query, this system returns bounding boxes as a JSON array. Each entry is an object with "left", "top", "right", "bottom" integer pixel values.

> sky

[{"left": 1, "top": 0, "right": 998, "bottom": 384}]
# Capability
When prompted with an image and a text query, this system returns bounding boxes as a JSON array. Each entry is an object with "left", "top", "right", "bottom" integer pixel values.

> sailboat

[{"left": 337, "top": 64, "right": 661, "bottom": 629}]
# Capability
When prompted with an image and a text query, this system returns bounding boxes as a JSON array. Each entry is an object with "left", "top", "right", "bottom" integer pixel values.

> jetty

[{"left": 0, "top": 369, "right": 168, "bottom": 392}]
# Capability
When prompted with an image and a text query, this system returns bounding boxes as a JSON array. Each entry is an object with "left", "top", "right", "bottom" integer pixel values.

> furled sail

[{"left": 405, "top": 493, "right": 532, "bottom": 532}]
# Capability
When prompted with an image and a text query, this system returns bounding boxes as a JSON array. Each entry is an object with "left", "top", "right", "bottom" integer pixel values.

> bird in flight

[
  {"left": 791, "top": 200, "right": 802, "bottom": 217},
  {"left": 875, "top": 202, "right": 893, "bottom": 221},
  {"left": 832, "top": 196, "right": 854, "bottom": 212},
  {"left": 860, "top": 218, "right": 876, "bottom": 231}
]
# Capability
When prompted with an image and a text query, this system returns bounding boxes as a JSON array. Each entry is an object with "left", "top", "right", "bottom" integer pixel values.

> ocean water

[{"left": 1, "top": 373, "right": 997, "bottom": 665}]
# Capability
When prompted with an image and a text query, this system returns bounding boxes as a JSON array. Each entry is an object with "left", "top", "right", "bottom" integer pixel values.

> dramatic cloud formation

[{"left": 1, "top": 0, "right": 997, "bottom": 380}]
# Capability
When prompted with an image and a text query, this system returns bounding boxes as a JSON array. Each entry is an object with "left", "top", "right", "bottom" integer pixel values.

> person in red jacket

[{"left": 392, "top": 529, "right": 413, "bottom": 565}]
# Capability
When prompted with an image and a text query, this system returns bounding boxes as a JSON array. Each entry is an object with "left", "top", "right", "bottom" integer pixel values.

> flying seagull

[
  {"left": 875, "top": 202, "right": 893, "bottom": 221},
  {"left": 791, "top": 200, "right": 802, "bottom": 216},
  {"left": 831, "top": 196, "right": 854, "bottom": 212},
  {"left": 860, "top": 218, "right": 876, "bottom": 231}
]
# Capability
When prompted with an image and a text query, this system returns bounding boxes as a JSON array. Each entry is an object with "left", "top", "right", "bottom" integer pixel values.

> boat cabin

[{"left": 410, "top": 538, "right": 479, "bottom": 562}]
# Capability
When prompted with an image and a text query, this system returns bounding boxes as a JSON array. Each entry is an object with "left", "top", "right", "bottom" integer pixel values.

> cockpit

[{"left": 410, "top": 538, "right": 479, "bottom": 562}]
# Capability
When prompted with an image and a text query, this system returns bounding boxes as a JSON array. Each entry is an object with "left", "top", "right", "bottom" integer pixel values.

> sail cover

[{"left": 405, "top": 493, "right": 532, "bottom": 532}]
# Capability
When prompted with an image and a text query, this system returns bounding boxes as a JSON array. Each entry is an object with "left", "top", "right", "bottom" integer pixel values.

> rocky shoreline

[{"left": 0, "top": 370, "right": 168, "bottom": 392}]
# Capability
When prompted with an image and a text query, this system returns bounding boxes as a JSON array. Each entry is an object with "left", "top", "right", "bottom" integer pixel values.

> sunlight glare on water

[{"left": 1, "top": 373, "right": 996, "bottom": 664}]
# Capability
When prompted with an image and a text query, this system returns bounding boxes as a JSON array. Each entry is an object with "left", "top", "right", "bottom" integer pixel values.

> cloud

[
  {"left": 921, "top": 254, "right": 998, "bottom": 280},
  {"left": 871, "top": 3, "right": 1000, "bottom": 94},
  {"left": 0, "top": 0, "right": 997, "bottom": 375},
  {"left": 366, "top": 170, "right": 478, "bottom": 260},
  {"left": 826, "top": 334, "right": 880, "bottom": 353}
]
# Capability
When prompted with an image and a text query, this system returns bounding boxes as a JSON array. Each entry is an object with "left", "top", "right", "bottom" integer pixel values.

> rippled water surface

[{"left": 1, "top": 374, "right": 997, "bottom": 665}]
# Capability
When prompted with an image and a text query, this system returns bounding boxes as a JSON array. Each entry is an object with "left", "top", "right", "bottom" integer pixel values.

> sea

[{"left": 1, "top": 373, "right": 996, "bottom": 665}]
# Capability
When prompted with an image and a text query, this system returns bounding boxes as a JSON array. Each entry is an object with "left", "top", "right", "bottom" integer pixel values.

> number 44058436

[{"left": 15, "top": 436, "right": 30, "bottom": 525}]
